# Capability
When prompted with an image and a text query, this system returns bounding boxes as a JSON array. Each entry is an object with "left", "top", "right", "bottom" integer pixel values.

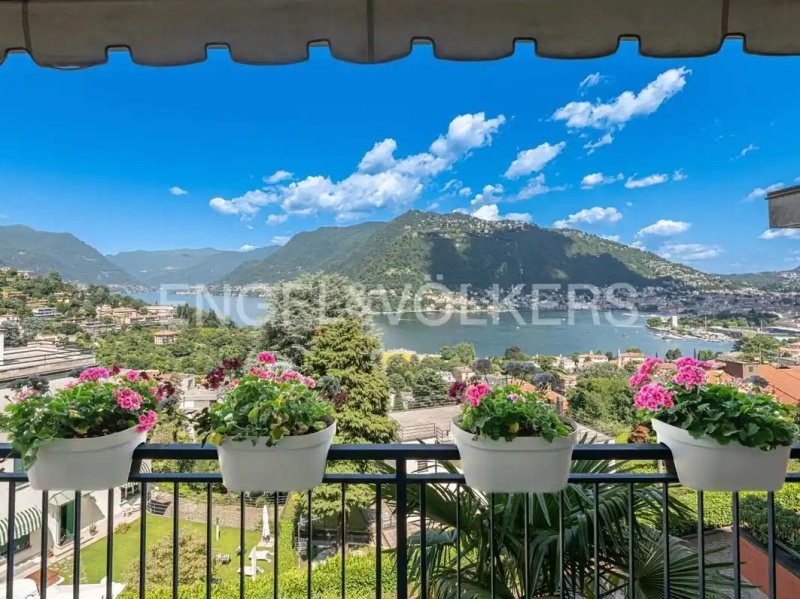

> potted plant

[
  {"left": 449, "top": 382, "right": 577, "bottom": 493},
  {"left": 0, "top": 367, "right": 175, "bottom": 491},
  {"left": 630, "top": 356, "right": 798, "bottom": 491},
  {"left": 194, "top": 352, "right": 339, "bottom": 492}
]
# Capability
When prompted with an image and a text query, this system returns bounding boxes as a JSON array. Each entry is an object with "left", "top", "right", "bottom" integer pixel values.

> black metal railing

[{"left": 0, "top": 442, "right": 798, "bottom": 599}]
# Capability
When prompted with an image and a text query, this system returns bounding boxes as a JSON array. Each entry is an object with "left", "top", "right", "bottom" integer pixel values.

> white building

[{"left": 31, "top": 307, "right": 57, "bottom": 319}]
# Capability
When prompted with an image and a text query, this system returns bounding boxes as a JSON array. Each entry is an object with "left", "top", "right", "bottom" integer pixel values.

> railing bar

[
  {"left": 558, "top": 490, "right": 564, "bottom": 599},
  {"left": 6, "top": 481, "right": 16, "bottom": 599},
  {"left": 275, "top": 493, "right": 280, "bottom": 599},
  {"left": 593, "top": 483, "right": 600, "bottom": 599},
  {"left": 206, "top": 484, "right": 212, "bottom": 599},
  {"left": 40, "top": 491, "right": 48, "bottom": 599},
  {"left": 139, "top": 482, "right": 148, "bottom": 598},
  {"left": 627, "top": 484, "right": 634, "bottom": 599},
  {"left": 732, "top": 491, "right": 741, "bottom": 599},
  {"left": 767, "top": 491, "right": 776, "bottom": 599},
  {"left": 396, "top": 459, "right": 408, "bottom": 599},
  {"left": 661, "top": 483, "right": 670, "bottom": 599},
  {"left": 375, "top": 484, "right": 382, "bottom": 599},
  {"left": 307, "top": 490, "right": 313, "bottom": 599},
  {"left": 106, "top": 489, "right": 114, "bottom": 599},
  {"left": 524, "top": 493, "right": 530, "bottom": 599},
  {"left": 341, "top": 484, "right": 346, "bottom": 599},
  {"left": 239, "top": 494, "right": 245, "bottom": 599},
  {"left": 420, "top": 483, "right": 427, "bottom": 599},
  {"left": 74, "top": 490, "right": 82, "bottom": 599},
  {"left": 697, "top": 491, "right": 705, "bottom": 599},
  {"left": 456, "top": 484, "right": 462, "bottom": 598},
  {"left": 490, "top": 492, "right": 496, "bottom": 599},
  {"left": 172, "top": 482, "right": 179, "bottom": 599}
]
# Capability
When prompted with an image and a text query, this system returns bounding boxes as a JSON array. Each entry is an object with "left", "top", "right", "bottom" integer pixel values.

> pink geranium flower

[
  {"left": 258, "top": 352, "right": 277, "bottom": 364},
  {"left": 79, "top": 367, "right": 110, "bottom": 383},
  {"left": 634, "top": 383, "right": 675, "bottom": 411},
  {"left": 125, "top": 370, "right": 139, "bottom": 382},
  {"left": 114, "top": 388, "right": 142, "bottom": 411},
  {"left": 467, "top": 382, "right": 491, "bottom": 407},
  {"left": 136, "top": 410, "right": 158, "bottom": 433}
]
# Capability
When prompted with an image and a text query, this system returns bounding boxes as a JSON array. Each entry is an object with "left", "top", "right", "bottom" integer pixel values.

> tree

[
  {"left": 453, "top": 342, "right": 476, "bottom": 365},
  {"left": 411, "top": 368, "right": 448, "bottom": 405},
  {"left": 387, "top": 459, "right": 731, "bottom": 598},
  {"left": 665, "top": 348, "right": 683, "bottom": 361},
  {"left": 568, "top": 376, "right": 636, "bottom": 431},
  {"left": 439, "top": 345, "right": 455, "bottom": 361},
  {"left": 735, "top": 333, "right": 781, "bottom": 363},
  {"left": 696, "top": 349, "right": 717, "bottom": 361},
  {"left": 503, "top": 346, "right": 526, "bottom": 361},
  {"left": 125, "top": 532, "right": 214, "bottom": 589},
  {"left": 0, "top": 324, "right": 23, "bottom": 347},
  {"left": 260, "top": 274, "right": 365, "bottom": 366}
]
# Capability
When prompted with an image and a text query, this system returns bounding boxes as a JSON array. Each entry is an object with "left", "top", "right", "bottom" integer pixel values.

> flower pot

[
  {"left": 652, "top": 418, "right": 791, "bottom": 491},
  {"left": 27, "top": 426, "right": 146, "bottom": 491},
  {"left": 217, "top": 423, "right": 336, "bottom": 492},
  {"left": 451, "top": 419, "right": 578, "bottom": 493}
]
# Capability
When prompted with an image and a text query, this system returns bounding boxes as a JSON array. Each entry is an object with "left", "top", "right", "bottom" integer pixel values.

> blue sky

[{"left": 0, "top": 41, "right": 798, "bottom": 273}]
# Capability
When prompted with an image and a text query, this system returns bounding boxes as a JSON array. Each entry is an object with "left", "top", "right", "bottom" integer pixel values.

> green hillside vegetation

[
  {"left": 108, "top": 246, "right": 279, "bottom": 286},
  {"left": 0, "top": 225, "right": 136, "bottom": 285},
  {"left": 721, "top": 267, "right": 800, "bottom": 290},
  {"left": 223, "top": 211, "right": 732, "bottom": 291}
]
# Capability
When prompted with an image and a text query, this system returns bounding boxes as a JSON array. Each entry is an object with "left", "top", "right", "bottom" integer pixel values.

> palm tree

[{"left": 385, "top": 455, "right": 733, "bottom": 598}]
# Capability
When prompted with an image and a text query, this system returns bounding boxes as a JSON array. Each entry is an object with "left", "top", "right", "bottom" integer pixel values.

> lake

[{"left": 130, "top": 291, "right": 732, "bottom": 357}]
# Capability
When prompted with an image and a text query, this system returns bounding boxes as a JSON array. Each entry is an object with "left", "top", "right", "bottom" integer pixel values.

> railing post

[{"left": 395, "top": 458, "right": 408, "bottom": 599}]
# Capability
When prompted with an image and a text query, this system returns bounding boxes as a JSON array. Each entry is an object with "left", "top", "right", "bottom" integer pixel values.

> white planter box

[
  {"left": 451, "top": 420, "right": 578, "bottom": 493},
  {"left": 652, "top": 418, "right": 791, "bottom": 491},
  {"left": 28, "top": 426, "right": 146, "bottom": 491},
  {"left": 217, "top": 423, "right": 336, "bottom": 492}
]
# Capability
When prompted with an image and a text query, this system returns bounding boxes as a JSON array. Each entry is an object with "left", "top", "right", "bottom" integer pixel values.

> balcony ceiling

[{"left": 1, "top": 0, "right": 799, "bottom": 68}]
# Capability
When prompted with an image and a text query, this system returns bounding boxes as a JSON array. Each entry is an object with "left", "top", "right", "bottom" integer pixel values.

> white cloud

[
  {"left": 672, "top": 169, "right": 687, "bottom": 182},
  {"left": 738, "top": 143, "right": 759, "bottom": 158},
  {"left": 442, "top": 179, "right": 462, "bottom": 192},
  {"left": 760, "top": 229, "right": 800, "bottom": 240},
  {"left": 553, "top": 206, "right": 623, "bottom": 229},
  {"left": 629, "top": 240, "right": 646, "bottom": 250},
  {"left": 271, "top": 235, "right": 291, "bottom": 246},
  {"left": 169, "top": 186, "right": 188, "bottom": 196},
  {"left": 503, "top": 141, "right": 566, "bottom": 179},
  {"left": 745, "top": 182, "right": 784, "bottom": 202},
  {"left": 625, "top": 173, "right": 669, "bottom": 189},
  {"left": 795, "top": 176, "right": 800, "bottom": 184},
  {"left": 429, "top": 112, "right": 506, "bottom": 161},
  {"left": 458, "top": 187, "right": 472, "bottom": 198},
  {"left": 213, "top": 112, "right": 505, "bottom": 220},
  {"left": 469, "top": 203, "right": 532, "bottom": 224},
  {"left": 515, "top": 174, "right": 567, "bottom": 201},
  {"left": 583, "top": 133, "right": 614, "bottom": 154},
  {"left": 358, "top": 139, "right": 398, "bottom": 174},
  {"left": 265, "top": 170, "right": 294, "bottom": 184},
  {"left": 335, "top": 211, "right": 370, "bottom": 223},
  {"left": 471, "top": 183, "right": 504, "bottom": 206},
  {"left": 658, "top": 243, "right": 723, "bottom": 262},
  {"left": 266, "top": 213, "right": 289, "bottom": 225},
  {"left": 637, "top": 219, "right": 691, "bottom": 237},
  {"left": 600, "top": 235, "right": 621, "bottom": 242},
  {"left": 581, "top": 172, "right": 624, "bottom": 189},
  {"left": 239, "top": 244, "right": 257, "bottom": 252},
  {"left": 209, "top": 189, "right": 279, "bottom": 217},
  {"left": 579, "top": 72, "right": 603, "bottom": 91},
  {"left": 553, "top": 67, "right": 690, "bottom": 130}
]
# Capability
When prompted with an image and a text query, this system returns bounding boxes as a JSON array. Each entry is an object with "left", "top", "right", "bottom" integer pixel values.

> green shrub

[{"left": 740, "top": 495, "right": 800, "bottom": 553}]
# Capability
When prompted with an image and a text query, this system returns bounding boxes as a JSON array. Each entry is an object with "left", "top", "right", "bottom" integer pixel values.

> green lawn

[{"left": 53, "top": 513, "right": 263, "bottom": 584}]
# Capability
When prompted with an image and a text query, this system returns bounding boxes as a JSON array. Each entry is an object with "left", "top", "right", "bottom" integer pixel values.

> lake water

[{"left": 131, "top": 291, "right": 732, "bottom": 357}]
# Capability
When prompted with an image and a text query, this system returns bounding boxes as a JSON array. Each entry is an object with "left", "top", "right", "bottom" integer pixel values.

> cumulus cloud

[
  {"left": 239, "top": 244, "right": 257, "bottom": 252},
  {"left": 637, "top": 219, "right": 691, "bottom": 237},
  {"left": 745, "top": 182, "right": 784, "bottom": 202},
  {"left": 471, "top": 183, "right": 504, "bottom": 206},
  {"left": 266, "top": 214, "right": 289, "bottom": 225},
  {"left": 600, "top": 234, "right": 621, "bottom": 242},
  {"left": 458, "top": 187, "right": 472, "bottom": 198},
  {"left": 672, "top": 169, "right": 688, "bottom": 182},
  {"left": 583, "top": 133, "right": 614, "bottom": 154},
  {"left": 760, "top": 229, "right": 800, "bottom": 240},
  {"left": 503, "top": 141, "right": 566, "bottom": 179},
  {"left": 169, "top": 186, "right": 188, "bottom": 196},
  {"left": 579, "top": 72, "right": 603, "bottom": 91},
  {"left": 581, "top": 172, "right": 624, "bottom": 190},
  {"left": 335, "top": 211, "right": 370, "bottom": 223},
  {"left": 271, "top": 235, "right": 291, "bottom": 246},
  {"left": 515, "top": 174, "right": 567, "bottom": 201},
  {"left": 629, "top": 240, "right": 647, "bottom": 250},
  {"left": 265, "top": 170, "right": 294, "bottom": 184},
  {"left": 553, "top": 206, "right": 623, "bottom": 229},
  {"left": 553, "top": 67, "right": 690, "bottom": 130},
  {"left": 658, "top": 243, "right": 723, "bottom": 262},
  {"left": 625, "top": 173, "right": 669, "bottom": 189},
  {"left": 469, "top": 203, "right": 532, "bottom": 224},
  {"left": 211, "top": 112, "right": 505, "bottom": 219}
]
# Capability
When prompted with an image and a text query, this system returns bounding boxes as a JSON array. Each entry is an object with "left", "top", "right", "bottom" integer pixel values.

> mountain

[
  {"left": 720, "top": 267, "right": 800, "bottom": 290},
  {"left": 223, "top": 211, "right": 731, "bottom": 290},
  {"left": 0, "top": 225, "right": 136, "bottom": 285},
  {"left": 107, "top": 246, "right": 279, "bottom": 286}
]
